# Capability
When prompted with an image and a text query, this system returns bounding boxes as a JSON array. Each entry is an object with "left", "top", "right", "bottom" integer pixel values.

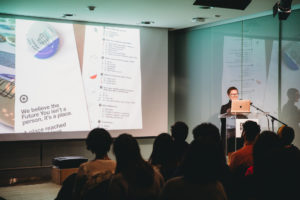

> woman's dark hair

[
  {"left": 113, "top": 134, "right": 154, "bottom": 186},
  {"left": 192, "top": 123, "right": 221, "bottom": 142},
  {"left": 86, "top": 128, "right": 112, "bottom": 158},
  {"left": 149, "top": 133, "right": 177, "bottom": 180},
  {"left": 252, "top": 131, "right": 281, "bottom": 174},
  {"left": 252, "top": 131, "right": 298, "bottom": 199},
  {"left": 192, "top": 123, "right": 226, "bottom": 165},
  {"left": 182, "top": 138, "right": 223, "bottom": 183}
]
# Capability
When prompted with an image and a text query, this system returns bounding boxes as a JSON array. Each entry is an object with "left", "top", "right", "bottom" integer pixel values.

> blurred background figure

[{"left": 281, "top": 88, "right": 300, "bottom": 147}]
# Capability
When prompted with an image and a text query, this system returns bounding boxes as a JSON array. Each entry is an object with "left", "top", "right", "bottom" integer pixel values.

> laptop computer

[{"left": 231, "top": 100, "right": 251, "bottom": 113}]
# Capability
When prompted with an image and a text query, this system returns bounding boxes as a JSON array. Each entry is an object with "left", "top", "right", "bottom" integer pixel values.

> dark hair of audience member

[
  {"left": 113, "top": 133, "right": 154, "bottom": 187},
  {"left": 182, "top": 138, "right": 223, "bottom": 184},
  {"left": 278, "top": 126, "right": 295, "bottom": 146},
  {"left": 192, "top": 123, "right": 226, "bottom": 164},
  {"left": 192, "top": 123, "right": 220, "bottom": 142},
  {"left": 227, "top": 86, "right": 238, "bottom": 95},
  {"left": 253, "top": 131, "right": 281, "bottom": 172},
  {"left": 171, "top": 121, "right": 188, "bottom": 141},
  {"left": 86, "top": 128, "right": 112, "bottom": 159},
  {"left": 252, "top": 130, "right": 300, "bottom": 199},
  {"left": 242, "top": 120, "right": 261, "bottom": 142},
  {"left": 149, "top": 133, "right": 177, "bottom": 180}
]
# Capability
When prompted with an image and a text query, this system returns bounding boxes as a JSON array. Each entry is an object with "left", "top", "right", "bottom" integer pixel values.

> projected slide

[
  {"left": 82, "top": 26, "right": 142, "bottom": 130},
  {"left": 0, "top": 17, "right": 142, "bottom": 133},
  {"left": 222, "top": 36, "right": 267, "bottom": 106}
]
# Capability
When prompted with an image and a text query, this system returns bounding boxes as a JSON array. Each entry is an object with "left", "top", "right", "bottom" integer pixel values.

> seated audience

[
  {"left": 192, "top": 123, "right": 233, "bottom": 199},
  {"left": 72, "top": 128, "right": 116, "bottom": 200},
  {"left": 252, "top": 131, "right": 300, "bottom": 200},
  {"left": 108, "top": 134, "right": 164, "bottom": 200},
  {"left": 149, "top": 133, "right": 177, "bottom": 181},
  {"left": 171, "top": 121, "right": 189, "bottom": 164},
  {"left": 229, "top": 120, "right": 260, "bottom": 174},
  {"left": 160, "top": 138, "right": 228, "bottom": 200}
]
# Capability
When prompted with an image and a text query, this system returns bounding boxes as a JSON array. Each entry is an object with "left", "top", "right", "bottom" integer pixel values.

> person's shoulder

[
  {"left": 78, "top": 160, "right": 91, "bottom": 171},
  {"left": 164, "top": 176, "right": 184, "bottom": 186},
  {"left": 153, "top": 165, "right": 165, "bottom": 186},
  {"left": 110, "top": 173, "right": 126, "bottom": 185}
]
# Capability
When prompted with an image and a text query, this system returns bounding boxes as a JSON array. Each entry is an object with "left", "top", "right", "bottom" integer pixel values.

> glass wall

[
  {"left": 281, "top": 9, "right": 300, "bottom": 146},
  {"left": 172, "top": 8, "right": 300, "bottom": 147}
]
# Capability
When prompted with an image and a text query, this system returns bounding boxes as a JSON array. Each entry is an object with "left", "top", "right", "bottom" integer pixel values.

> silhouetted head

[
  {"left": 113, "top": 133, "right": 142, "bottom": 165},
  {"left": 171, "top": 121, "right": 188, "bottom": 141},
  {"left": 278, "top": 126, "right": 295, "bottom": 146},
  {"left": 242, "top": 120, "right": 261, "bottom": 143},
  {"left": 182, "top": 138, "right": 223, "bottom": 183},
  {"left": 86, "top": 128, "right": 112, "bottom": 158},
  {"left": 287, "top": 88, "right": 300, "bottom": 102},
  {"left": 113, "top": 133, "right": 154, "bottom": 186},
  {"left": 149, "top": 133, "right": 175, "bottom": 165},
  {"left": 192, "top": 123, "right": 220, "bottom": 143},
  {"left": 253, "top": 131, "right": 281, "bottom": 173}
]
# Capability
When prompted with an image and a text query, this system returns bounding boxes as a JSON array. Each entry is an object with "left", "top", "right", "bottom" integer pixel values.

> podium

[{"left": 219, "top": 112, "right": 259, "bottom": 155}]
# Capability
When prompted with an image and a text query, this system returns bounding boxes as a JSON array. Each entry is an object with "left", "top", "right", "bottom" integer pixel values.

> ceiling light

[
  {"left": 199, "top": 6, "right": 214, "bottom": 9},
  {"left": 88, "top": 6, "right": 96, "bottom": 11},
  {"left": 140, "top": 21, "right": 154, "bottom": 25},
  {"left": 62, "top": 14, "right": 74, "bottom": 18},
  {"left": 191, "top": 17, "right": 206, "bottom": 22}
]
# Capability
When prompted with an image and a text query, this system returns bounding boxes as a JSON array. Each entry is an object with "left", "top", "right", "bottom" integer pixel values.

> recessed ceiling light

[
  {"left": 140, "top": 21, "right": 154, "bottom": 25},
  {"left": 191, "top": 17, "right": 206, "bottom": 22},
  {"left": 62, "top": 14, "right": 74, "bottom": 18},
  {"left": 199, "top": 6, "right": 214, "bottom": 9},
  {"left": 88, "top": 6, "right": 96, "bottom": 11}
]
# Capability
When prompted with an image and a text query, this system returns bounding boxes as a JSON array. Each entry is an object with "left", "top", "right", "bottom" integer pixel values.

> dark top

[
  {"left": 220, "top": 101, "right": 231, "bottom": 131},
  {"left": 220, "top": 101, "right": 231, "bottom": 151}
]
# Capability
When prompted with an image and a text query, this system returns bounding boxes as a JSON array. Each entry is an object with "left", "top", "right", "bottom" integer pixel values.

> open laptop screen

[{"left": 231, "top": 100, "right": 251, "bottom": 113}]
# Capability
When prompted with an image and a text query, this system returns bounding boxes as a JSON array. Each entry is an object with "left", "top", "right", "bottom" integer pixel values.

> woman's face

[{"left": 228, "top": 89, "right": 239, "bottom": 101}]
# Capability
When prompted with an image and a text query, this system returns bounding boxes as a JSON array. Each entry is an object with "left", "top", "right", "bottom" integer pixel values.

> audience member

[
  {"left": 229, "top": 121, "right": 260, "bottom": 200},
  {"left": 72, "top": 128, "right": 116, "bottom": 200},
  {"left": 192, "top": 123, "right": 221, "bottom": 143},
  {"left": 171, "top": 121, "right": 189, "bottom": 164},
  {"left": 109, "top": 134, "right": 164, "bottom": 200},
  {"left": 277, "top": 125, "right": 299, "bottom": 150},
  {"left": 229, "top": 121, "right": 260, "bottom": 173},
  {"left": 160, "top": 138, "right": 227, "bottom": 200},
  {"left": 252, "top": 131, "right": 300, "bottom": 200},
  {"left": 149, "top": 133, "right": 177, "bottom": 181},
  {"left": 192, "top": 123, "right": 233, "bottom": 199}
]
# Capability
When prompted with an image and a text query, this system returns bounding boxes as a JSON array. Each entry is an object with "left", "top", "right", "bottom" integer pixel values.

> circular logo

[
  {"left": 26, "top": 22, "right": 60, "bottom": 59},
  {"left": 20, "top": 95, "right": 28, "bottom": 103}
]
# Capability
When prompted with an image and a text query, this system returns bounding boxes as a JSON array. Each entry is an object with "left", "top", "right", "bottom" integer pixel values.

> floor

[{"left": 0, "top": 182, "right": 60, "bottom": 200}]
